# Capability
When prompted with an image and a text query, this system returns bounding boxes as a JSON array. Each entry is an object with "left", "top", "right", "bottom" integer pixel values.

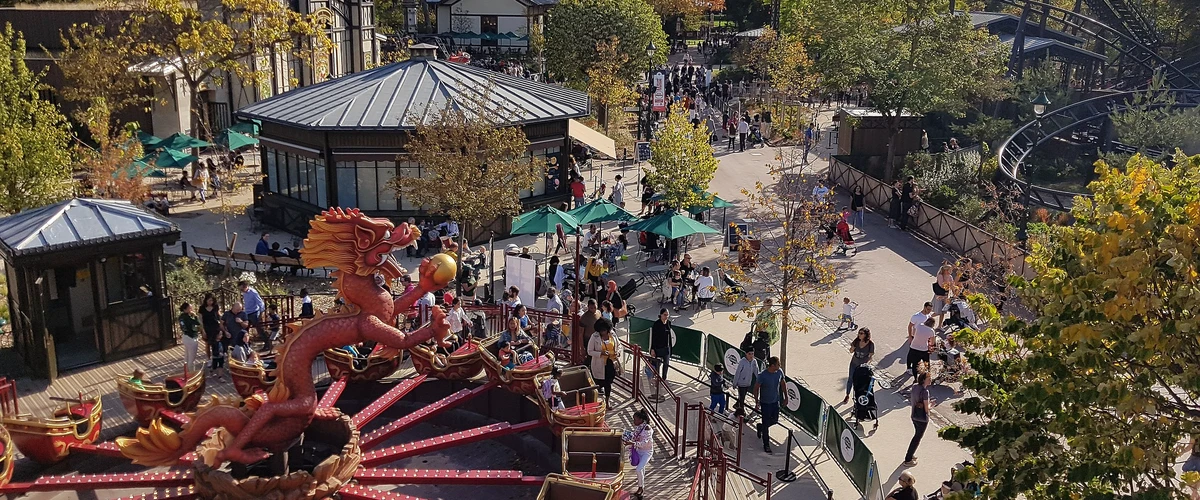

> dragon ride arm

[{"left": 364, "top": 308, "right": 452, "bottom": 349}]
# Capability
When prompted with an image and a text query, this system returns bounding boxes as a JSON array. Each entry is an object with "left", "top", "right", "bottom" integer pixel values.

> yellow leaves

[{"left": 1061, "top": 323, "right": 1099, "bottom": 344}]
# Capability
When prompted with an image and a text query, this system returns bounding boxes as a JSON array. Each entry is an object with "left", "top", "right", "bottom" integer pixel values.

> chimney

[{"left": 410, "top": 43, "right": 438, "bottom": 60}]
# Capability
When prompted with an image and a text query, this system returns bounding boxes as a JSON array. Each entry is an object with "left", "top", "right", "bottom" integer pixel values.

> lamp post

[
  {"left": 643, "top": 42, "right": 658, "bottom": 142},
  {"left": 1018, "top": 91, "right": 1051, "bottom": 248}
]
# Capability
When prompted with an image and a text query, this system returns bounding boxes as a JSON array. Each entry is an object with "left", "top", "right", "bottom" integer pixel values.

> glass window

[
  {"left": 377, "top": 161, "right": 397, "bottom": 211},
  {"left": 337, "top": 161, "right": 357, "bottom": 207},
  {"left": 296, "top": 156, "right": 310, "bottom": 203},
  {"left": 315, "top": 158, "right": 328, "bottom": 207},
  {"left": 543, "top": 147, "right": 561, "bottom": 195},
  {"left": 398, "top": 161, "right": 421, "bottom": 211},
  {"left": 266, "top": 149, "right": 279, "bottom": 193},
  {"left": 287, "top": 153, "right": 300, "bottom": 197},
  {"left": 104, "top": 253, "right": 154, "bottom": 304},
  {"left": 356, "top": 161, "right": 378, "bottom": 210}
]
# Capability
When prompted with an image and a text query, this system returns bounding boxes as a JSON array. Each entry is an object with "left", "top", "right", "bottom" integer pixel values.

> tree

[
  {"left": 942, "top": 153, "right": 1200, "bottom": 499},
  {"left": 63, "top": 0, "right": 331, "bottom": 141},
  {"left": 1110, "top": 83, "right": 1200, "bottom": 157},
  {"left": 58, "top": 22, "right": 150, "bottom": 125},
  {"left": 0, "top": 24, "right": 74, "bottom": 214},
  {"left": 718, "top": 148, "right": 837, "bottom": 372},
  {"left": 77, "top": 100, "right": 148, "bottom": 204},
  {"left": 647, "top": 0, "right": 725, "bottom": 17},
  {"left": 387, "top": 87, "right": 538, "bottom": 237},
  {"left": 732, "top": 26, "right": 817, "bottom": 99},
  {"left": 587, "top": 38, "right": 638, "bottom": 135},
  {"left": 544, "top": 0, "right": 668, "bottom": 90},
  {"left": 646, "top": 104, "right": 719, "bottom": 211}
]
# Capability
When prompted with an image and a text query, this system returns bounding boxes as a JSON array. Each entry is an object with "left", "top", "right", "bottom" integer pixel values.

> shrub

[
  {"left": 953, "top": 195, "right": 989, "bottom": 223},
  {"left": 166, "top": 257, "right": 214, "bottom": 299}
]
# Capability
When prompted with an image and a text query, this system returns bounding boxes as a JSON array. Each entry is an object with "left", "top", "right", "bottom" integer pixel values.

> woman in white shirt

[
  {"left": 694, "top": 267, "right": 716, "bottom": 310},
  {"left": 447, "top": 297, "right": 466, "bottom": 336},
  {"left": 623, "top": 408, "right": 655, "bottom": 499}
]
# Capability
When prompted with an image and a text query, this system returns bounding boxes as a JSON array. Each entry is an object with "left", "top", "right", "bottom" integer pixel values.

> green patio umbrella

[
  {"left": 685, "top": 191, "right": 735, "bottom": 215},
  {"left": 567, "top": 198, "right": 639, "bottom": 225},
  {"left": 625, "top": 210, "right": 720, "bottom": 239},
  {"left": 229, "top": 120, "right": 261, "bottom": 136},
  {"left": 511, "top": 205, "right": 580, "bottom": 235},
  {"left": 136, "top": 131, "right": 163, "bottom": 149},
  {"left": 159, "top": 132, "right": 212, "bottom": 151},
  {"left": 114, "top": 158, "right": 155, "bottom": 179},
  {"left": 215, "top": 129, "right": 259, "bottom": 150},
  {"left": 141, "top": 148, "right": 198, "bottom": 169}
]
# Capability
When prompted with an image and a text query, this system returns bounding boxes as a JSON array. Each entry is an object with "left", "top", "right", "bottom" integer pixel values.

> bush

[
  {"left": 922, "top": 184, "right": 959, "bottom": 211},
  {"left": 982, "top": 220, "right": 1017, "bottom": 241},
  {"left": 953, "top": 195, "right": 989, "bottom": 223},
  {"left": 166, "top": 257, "right": 214, "bottom": 299}
]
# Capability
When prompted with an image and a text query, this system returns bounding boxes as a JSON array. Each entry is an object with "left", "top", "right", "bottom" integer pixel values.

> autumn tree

[
  {"left": 388, "top": 87, "right": 538, "bottom": 242},
  {"left": 587, "top": 38, "right": 638, "bottom": 135},
  {"left": 942, "top": 153, "right": 1200, "bottom": 499},
  {"left": 58, "top": 22, "right": 150, "bottom": 125},
  {"left": 0, "top": 24, "right": 74, "bottom": 214},
  {"left": 77, "top": 100, "right": 148, "bottom": 204},
  {"left": 646, "top": 104, "right": 719, "bottom": 211},
  {"left": 647, "top": 0, "right": 725, "bottom": 17},
  {"left": 544, "top": 0, "right": 668, "bottom": 89},
  {"left": 718, "top": 148, "right": 837, "bottom": 372},
  {"left": 732, "top": 26, "right": 816, "bottom": 99},
  {"left": 62, "top": 0, "right": 331, "bottom": 141}
]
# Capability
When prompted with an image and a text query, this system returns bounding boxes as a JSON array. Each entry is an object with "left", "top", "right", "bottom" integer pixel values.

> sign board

[
  {"left": 727, "top": 222, "right": 748, "bottom": 250},
  {"left": 636, "top": 142, "right": 652, "bottom": 163},
  {"left": 406, "top": 7, "right": 418, "bottom": 33},
  {"left": 627, "top": 316, "right": 702, "bottom": 365},
  {"left": 504, "top": 255, "right": 536, "bottom": 307},
  {"left": 824, "top": 409, "right": 875, "bottom": 496},
  {"left": 651, "top": 71, "right": 667, "bottom": 112}
]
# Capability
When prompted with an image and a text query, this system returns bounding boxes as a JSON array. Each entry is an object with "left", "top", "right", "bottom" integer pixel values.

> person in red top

[{"left": 570, "top": 176, "right": 586, "bottom": 208}]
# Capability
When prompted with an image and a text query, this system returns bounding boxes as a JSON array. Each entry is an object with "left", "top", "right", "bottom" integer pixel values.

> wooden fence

[{"left": 827, "top": 158, "right": 1033, "bottom": 278}]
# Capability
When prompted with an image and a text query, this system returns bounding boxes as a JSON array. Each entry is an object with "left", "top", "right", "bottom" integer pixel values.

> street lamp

[
  {"left": 1018, "top": 92, "right": 1051, "bottom": 247},
  {"left": 642, "top": 42, "right": 658, "bottom": 141}
]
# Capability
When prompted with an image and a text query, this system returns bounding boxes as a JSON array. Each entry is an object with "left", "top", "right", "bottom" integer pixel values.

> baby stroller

[
  {"left": 835, "top": 219, "right": 855, "bottom": 255},
  {"left": 940, "top": 297, "right": 978, "bottom": 333},
  {"left": 850, "top": 364, "right": 878, "bottom": 430}
]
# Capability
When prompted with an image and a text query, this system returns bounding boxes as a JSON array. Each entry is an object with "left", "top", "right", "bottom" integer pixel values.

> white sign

[
  {"left": 839, "top": 428, "right": 856, "bottom": 462},
  {"left": 651, "top": 71, "right": 667, "bottom": 112},
  {"left": 504, "top": 255, "right": 537, "bottom": 307},
  {"left": 724, "top": 348, "right": 740, "bottom": 371},
  {"left": 785, "top": 380, "right": 802, "bottom": 412}
]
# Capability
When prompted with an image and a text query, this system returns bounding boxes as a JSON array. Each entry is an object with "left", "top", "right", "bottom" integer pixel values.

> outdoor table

[{"left": 641, "top": 266, "right": 669, "bottom": 298}]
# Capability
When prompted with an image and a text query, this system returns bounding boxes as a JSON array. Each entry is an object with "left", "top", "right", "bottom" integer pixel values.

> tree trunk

[
  {"left": 883, "top": 117, "right": 900, "bottom": 182},
  {"left": 779, "top": 301, "right": 790, "bottom": 373}
]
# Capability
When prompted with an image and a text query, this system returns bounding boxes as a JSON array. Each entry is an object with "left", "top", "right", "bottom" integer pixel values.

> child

[
  {"left": 600, "top": 300, "right": 614, "bottom": 322},
  {"left": 299, "top": 288, "right": 314, "bottom": 318},
  {"left": 210, "top": 336, "right": 227, "bottom": 381},
  {"left": 709, "top": 364, "right": 728, "bottom": 415},
  {"left": 838, "top": 297, "right": 858, "bottom": 330},
  {"left": 129, "top": 368, "right": 147, "bottom": 388},
  {"left": 540, "top": 366, "right": 567, "bottom": 410},
  {"left": 543, "top": 311, "right": 564, "bottom": 348},
  {"left": 267, "top": 304, "right": 282, "bottom": 343},
  {"left": 498, "top": 340, "right": 516, "bottom": 371}
]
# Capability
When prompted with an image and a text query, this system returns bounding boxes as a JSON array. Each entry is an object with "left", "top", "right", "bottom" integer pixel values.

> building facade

[{"left": 435, "top": 0, "right": 556, "bottom": 54}]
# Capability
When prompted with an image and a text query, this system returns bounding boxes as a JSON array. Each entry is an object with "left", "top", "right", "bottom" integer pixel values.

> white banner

[
  {"left": 652, "top": 71, "right": 667, "bottom": 112},
  {"left": 504, "top": 255, "right": 537, "bottom": 307}
]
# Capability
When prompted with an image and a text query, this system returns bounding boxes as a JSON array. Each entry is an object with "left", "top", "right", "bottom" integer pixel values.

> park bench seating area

[{"left": 190, "top": 245, "right": 332, "bottom": 276}]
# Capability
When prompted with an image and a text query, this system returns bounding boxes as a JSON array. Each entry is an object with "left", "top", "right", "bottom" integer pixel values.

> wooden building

[{"left": 0, "top": 199, "right": 181, "bottom": 381}]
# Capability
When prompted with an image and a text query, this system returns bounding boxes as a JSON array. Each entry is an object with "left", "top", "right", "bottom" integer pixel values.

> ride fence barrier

[
  {"left": 823, "top": 410, "right": 886, "bottom": 500},
  {"left": 627, "top": 316, "right": 705, "bottom": 365},
  {"left": 627, "top": 343, "right": 684, "bottom": 458},
  {"left": 686, "top": 402, "right": 774, "bottom": 500}
]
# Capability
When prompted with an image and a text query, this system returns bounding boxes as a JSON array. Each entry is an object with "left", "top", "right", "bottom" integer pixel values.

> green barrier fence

[
  {"left": 626, "top": 316, "right": 704, "bottom": 365},
  {"left": 823, "top": 408, "right": 875, "bottom": 495}
]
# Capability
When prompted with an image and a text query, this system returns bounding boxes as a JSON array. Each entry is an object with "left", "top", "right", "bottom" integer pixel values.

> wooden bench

[{"left": 189, "top": 245, "right": 331, "bottom": 276}]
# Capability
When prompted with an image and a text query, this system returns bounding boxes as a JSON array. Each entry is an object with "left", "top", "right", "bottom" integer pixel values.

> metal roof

[
  {"left": 735, "top": 27, "right": 765, "bottom": 38},
  {"left": 998, "top": 34, "right": 1105, "bottom": 62},
  {"left": 0, "top": 198, "right": 179, "bottom": 258},
  {"left": 236, "top": 58, "right": 590, "bottom": 131}
]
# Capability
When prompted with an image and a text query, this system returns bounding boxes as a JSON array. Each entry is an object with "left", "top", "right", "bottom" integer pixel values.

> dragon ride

[{"left": 117, "top": 207, "right": 455, "bottom": 466}]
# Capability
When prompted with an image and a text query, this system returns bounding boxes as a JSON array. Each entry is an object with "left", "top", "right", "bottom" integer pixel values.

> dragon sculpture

[{"left": 118, "top": 208, "right": 455, "bottom": 466}]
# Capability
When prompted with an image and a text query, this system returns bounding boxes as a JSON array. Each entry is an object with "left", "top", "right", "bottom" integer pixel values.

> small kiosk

[{"left": 0, "top": 198, "right": 180, "bottom": 380}]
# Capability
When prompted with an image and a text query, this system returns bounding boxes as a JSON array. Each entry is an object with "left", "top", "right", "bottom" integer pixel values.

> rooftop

[
  {"left": 0, "top": 198, "right": 179, "bottom": 259},
  {"left": 236, "top": 57, "right": 590, "bottom": 131}
]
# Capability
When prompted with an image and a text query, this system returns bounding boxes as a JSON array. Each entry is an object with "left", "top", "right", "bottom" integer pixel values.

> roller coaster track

[
  {"left": 1083, "top": 0, "right": 1159, "bottom": 48},
  {"left": 994, "top": 0, "right": 1197, "bottom": 89},
  {"left": 995, "top": 88, "right": 1200, "bottom": 211}
]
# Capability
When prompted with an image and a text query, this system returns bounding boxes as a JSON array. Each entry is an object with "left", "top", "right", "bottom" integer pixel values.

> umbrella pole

[{"left": 722, "top": 207, "right": 728, "bottom": 254}]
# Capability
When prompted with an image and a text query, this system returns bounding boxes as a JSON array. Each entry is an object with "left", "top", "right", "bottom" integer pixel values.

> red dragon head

[{"left": 298, "top": 208, "right": 419, "bottom": 281}]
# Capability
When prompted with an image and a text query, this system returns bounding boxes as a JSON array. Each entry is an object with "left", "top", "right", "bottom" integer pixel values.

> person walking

[
  {"left": 650, "top": 308, "right": 673, "bottom": 380},
  {"left": 624, "top": 409, "right": 654, "bottom": 500},
  {"left": 903, "top": 372, "right": 933, "bottom": 467},
  {"left": 842, "top": 327, "right": 875, "bottom": 404},
  {"left": 899, "top": 175, "right": 917, "bottom": 231},
  {"left": 587, "top": 317, "right": 622, "bottom": 404},
  {"left": 737, "top": 116, "right": 750, "bottom": 152},
  {"left": 755, "top": 356, "right": 786, "bottom": 453},
  {"left": 708, "top": 364, "right": 728, "bottom": 415},
  {"left": 239, "top": 280, "right": 267, "bottom": 352},
  {"left": 850, "top": 185, "right": 866, "bottom": 231},
  {"left": 933, "top": 264, "right": 956, "bottom": 327},
  {"left": 733, "top": 349, "right": 759, "bottom": 416},
  {"left": 888, "top": 179, "right": 903, "bottom": 229},
  {"left": 612, "top": 174, "right": 626, "bottom": 208},
  {"left": 886, "top": 471, "right": 919, "bottom": 500}
]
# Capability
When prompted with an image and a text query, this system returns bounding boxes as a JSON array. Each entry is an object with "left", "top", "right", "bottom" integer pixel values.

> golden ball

[{"left": 429, "top": 253, "right": 458, "bottom": 286}]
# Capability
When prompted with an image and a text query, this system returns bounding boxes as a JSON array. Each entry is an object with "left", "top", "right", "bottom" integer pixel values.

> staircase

[{"left": 1084, "top": 0, "right": 1160, "bottom": 48}]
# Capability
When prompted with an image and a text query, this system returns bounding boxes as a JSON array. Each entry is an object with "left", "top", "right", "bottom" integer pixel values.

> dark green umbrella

[
  {"left": 136, "top": 131, "right": 163, "bottom": 149},
  {"left": 686, "top": 191, "right": 735, "bottom": 215},
  {"left": 141, "top": 148, "right": 198, "bottom": 169},
  {"left": 511, "top": 206, "right": 580, "bottom": 235},
  {"left": 229, "top": 120, "right": 261, "bottom": 136},
  {"left": 114, "top": 158, "right": 155, "bottom": 179},
  {"left": 624, "top": 210, "right": 720, "bottom": 239},
  {"left": 567, "top": 198, "right": 639, "bottom": 225},
  {"left": 159, "top": 132, "right": 212, "bottom": 151},
  {"left": 215, "top": 129, "right": 259, "bottom": 150}
]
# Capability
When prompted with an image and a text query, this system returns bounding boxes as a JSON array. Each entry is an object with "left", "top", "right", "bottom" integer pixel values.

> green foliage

[
  {"left": 165, "top": 257, "right": 214, "bottom": 299},
  {"left": 732, "top": 27, "right": 817, "bottom": 98},
  {"left": 952, "top": 115, "right": 1015, "bottom": 155},
  {"left": 1110, "top": 85, "right": 1200, "bottom": 156},
  {"left": 944, "top": 153, "right": 1200, "bottom": 499},
  {"left": 0, "top": 24, "right": 73, "bottom": 214},
  {"left": 544, "top": 0, "right": 668, "bottom": 90},
  {"left": 544, "top": 0, "right": 667, "bottom": 89},
  {"left": 647, "top": 104, "right": 719, "bottom": 211},
  {"left": 952, "top": 194, "right": 988, "bottom": 223}
]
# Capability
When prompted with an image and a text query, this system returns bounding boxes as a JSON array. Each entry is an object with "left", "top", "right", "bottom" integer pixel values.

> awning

[
  {"left": 735, "top": 28, "right": 766, "bottom": 38},
  {"left": 568, "top": 119, "right": 616, "bottom": 159}
]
